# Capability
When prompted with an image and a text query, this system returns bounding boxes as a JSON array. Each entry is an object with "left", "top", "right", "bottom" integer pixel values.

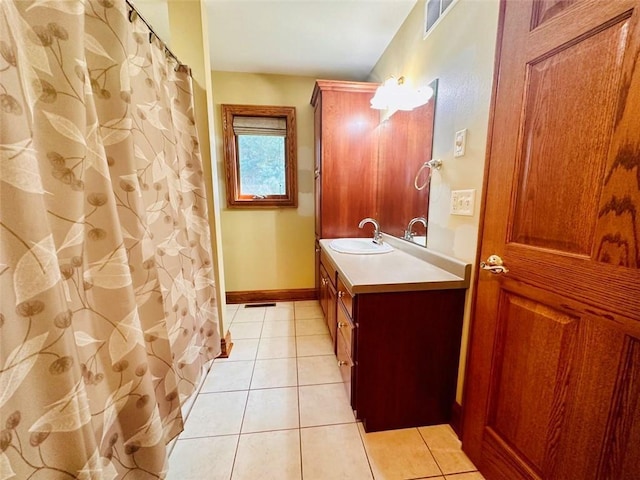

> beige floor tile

[
  {"left": 274, "top": 301, "right": 294, "bottom": 309},
  {"left": 180, "top": 386, "right": 200, "bottom": 421},
  {"left": 297, "top": 355, "right": 342, "bottom": 385},
  {"left": 295, "top": 300, "right": 321, "bottom": 308},
  {"left": 233, "top": 307, "right": 266, "bottom": 323},
  {"left": 230, "top": 321, "right": 263, "bottom": 339},
  {"left": 241, "top": 387, "right": 299, "bottom": 433},
  {"left": 299, "top": 383, "right": 355, "bottom": 427},
  {"left": 261, "top": 320, "right": 296, "bottom": 337},
  {"left": 167, "top": 435, "right": 238, "bottom": 480},
  {"left": 295, "top": 304, "right": 324, "bottom": 320},
  {"left": 202, "top": 360, "right": 254, "bottom": 392},
  {"left": 418, "top": 425, "right": 477, "bottom": 475},
  {"left": 301, "top": 424, "right": 373, "bottom": 480},
  {"left": 251, "top": 358, "right": 298, "bottom": 389},
  {"left": 296, "top": 317, "right": 329, "bottom": 336},
  {"left": 181, "top": 391, "right": 247, "bottom": 438},
  {"left": 226, "top": 304, "right": 240, "bottom": 320},
  {"left": 257, "top": 336, "right": 297, "bottom": 359},
  {"left": 216, "top": 338, "right": 259, "bottom": 362},
  {"left": 265, "top": 306, "right": 296, "bottom": 321},
  {"left": 358, "top": 424, "right": 442, "bottom": 479},
  {"left": 232, "top": 429, "right": 301, "bottom": 480},
  {"left": 296, "top": 334, "right": 334, "bottom": 357},
  {"left": 445, "top": 473, "right": 485, "bottom": 480}
]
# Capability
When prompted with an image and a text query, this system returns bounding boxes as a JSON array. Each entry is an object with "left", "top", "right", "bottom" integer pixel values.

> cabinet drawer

[
  {"left": 320, "top": 250, "right": 337, "bottom": 287},
  {"left": 337, "top": 277, "right": 353, "bottom": 317},
  {"left": 336, "top": 331, "right": 353, "bottom": 402},
  {"left": 337, "top": 303, "right": 354, "bottom": 356}
]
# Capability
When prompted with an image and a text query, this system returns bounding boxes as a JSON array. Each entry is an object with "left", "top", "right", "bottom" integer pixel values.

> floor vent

[{"left": 244, "top": 303, "right": 276, "bottom": 308}]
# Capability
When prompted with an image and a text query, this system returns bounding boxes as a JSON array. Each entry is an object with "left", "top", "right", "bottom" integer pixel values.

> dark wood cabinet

[
  {"left": 320, "top": 246, "right": 466, "bottom": 433},
  {"left": 311, "top": 80, "right": 380, "bottom": 241},
  {"left": 355, "top": 288, "right": 465, "bottom": 432},
  {"left": 312, "top": 81, "right": 466, "bottom": 433}
]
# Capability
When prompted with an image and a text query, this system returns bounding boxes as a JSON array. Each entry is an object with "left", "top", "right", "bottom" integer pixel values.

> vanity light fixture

[{"left": 370, "top": 76, "right": 434, "bottom": 112}]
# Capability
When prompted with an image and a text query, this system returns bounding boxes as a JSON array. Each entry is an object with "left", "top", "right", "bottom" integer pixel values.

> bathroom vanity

[{"left": 319, "top": 237, "right": 470, "bottom": 432}]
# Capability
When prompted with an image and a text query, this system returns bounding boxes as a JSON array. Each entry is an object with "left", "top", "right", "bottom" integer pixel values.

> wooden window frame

[{"left": 222, "top": 104, "right": 298, "bottom": 208}]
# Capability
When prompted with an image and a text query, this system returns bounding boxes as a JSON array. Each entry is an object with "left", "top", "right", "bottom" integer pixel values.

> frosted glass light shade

[{"left": 370, "top": 77, "right": 434, "bottom": 111}]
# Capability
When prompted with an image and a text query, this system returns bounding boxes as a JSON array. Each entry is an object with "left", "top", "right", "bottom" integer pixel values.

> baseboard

[
  {"left": 218, "top": 330, "right": 233, "bottom": 358},
  {"left": 450, "top": 401, "right": 462, "bottom": 437},
  {"left": 226, "top": 288, "right": 317, "bottom": 304}
]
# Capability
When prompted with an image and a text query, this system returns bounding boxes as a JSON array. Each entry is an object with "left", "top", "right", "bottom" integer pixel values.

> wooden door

[{"left": 462, "top": 1, "right": 640, "bottom": 479}]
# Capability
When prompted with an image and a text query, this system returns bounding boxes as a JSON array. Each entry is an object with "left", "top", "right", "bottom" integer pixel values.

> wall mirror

[
  {"left": 221, "top": 104, "right": 298, "bottom": 208},
  {"left": 377, "top": 79, "right": 438, "bottom": 247}
]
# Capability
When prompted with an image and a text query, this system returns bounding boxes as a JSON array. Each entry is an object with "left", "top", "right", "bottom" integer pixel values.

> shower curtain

[{"left": 0, "top": 0, "right": 220, "bottom": 478}]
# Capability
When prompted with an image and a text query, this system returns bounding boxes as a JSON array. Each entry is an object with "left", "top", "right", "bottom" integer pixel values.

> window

[
  {"left": 221, "top": 104, "right": 297, "bottom": 208},
  {"left": 424, "top": 0, "right": 458, "bottom": 38}
]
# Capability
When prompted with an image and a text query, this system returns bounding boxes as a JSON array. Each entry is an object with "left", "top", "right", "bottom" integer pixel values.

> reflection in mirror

[{"left": 377, "top": 79, "right": 438, "bottom": 247}]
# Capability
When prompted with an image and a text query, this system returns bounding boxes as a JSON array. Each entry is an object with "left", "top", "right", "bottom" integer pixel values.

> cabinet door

[
  {"left": 313, "top": 99, "right": 322, "bottom": 238},
  {"left": 337, "top": 302, "right": 356, "bottom": 408},
  {"left": 327, "top": 282, "right": 337, "bottom": 348},
  {"left": 319, "top": 263, "right": 329, "bottom": 317},
  {"left": 319, "top": 89, "right": 380, "bottom": 238},
  {"left": 336, "top": 302, "right": 360, "bottom": 404},
  {"left": 336, "top": 330, "right": 354, "bottom": 406}
]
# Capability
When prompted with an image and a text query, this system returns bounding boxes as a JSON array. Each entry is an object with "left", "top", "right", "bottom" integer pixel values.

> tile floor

[{"left": 168, "top": 301, "right": 483, "bottom": 480}]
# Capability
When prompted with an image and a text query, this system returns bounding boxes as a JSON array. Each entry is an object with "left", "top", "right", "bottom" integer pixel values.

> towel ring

[{"left": 414, "top": 159, "right": 442, "bottom": 190}]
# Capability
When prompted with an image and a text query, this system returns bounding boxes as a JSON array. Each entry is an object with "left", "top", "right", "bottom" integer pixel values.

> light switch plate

[
  {"left": 450, "top": 189, "right": 475, "bottom": 216},
  {"left": 454, "top": 129, "right": 467, "bottom": 157}
]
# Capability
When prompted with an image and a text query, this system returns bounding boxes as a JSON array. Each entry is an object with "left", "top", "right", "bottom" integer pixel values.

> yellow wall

[
  {"left": 210, "top": 72, "right": 317, "bottom": 292},
  {"left": 369, "top": 0, "right": 500, "bottom": 402}
]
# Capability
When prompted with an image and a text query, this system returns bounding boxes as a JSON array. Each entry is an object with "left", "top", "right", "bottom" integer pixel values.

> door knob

[{"left": 480, "top": 254, "right": 509, "bottom": 274}]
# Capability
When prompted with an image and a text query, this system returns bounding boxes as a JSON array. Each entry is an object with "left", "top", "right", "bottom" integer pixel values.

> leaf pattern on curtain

[{"left": 0, "top": 1, "right": 221, "bottom": 478}]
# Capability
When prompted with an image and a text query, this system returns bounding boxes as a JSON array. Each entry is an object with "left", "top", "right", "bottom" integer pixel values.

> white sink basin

[{"left": 329, "top": 238, "right": 394, "bottom": 255}]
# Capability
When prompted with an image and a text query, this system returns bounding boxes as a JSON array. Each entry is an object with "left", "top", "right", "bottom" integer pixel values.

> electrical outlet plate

[
  {"left": 450, "top": 189, "right": 475, "bottom": 216},
  {"left": 454, "top": 129, "right": 467, "bottom": 157}
]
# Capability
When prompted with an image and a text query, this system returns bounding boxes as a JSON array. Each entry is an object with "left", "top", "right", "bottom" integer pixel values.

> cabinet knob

[
  {"left": 338, "top": 360, "right": 348, "bottom": 367},
  {"left": 321, "top": 278, "right": 327, "bottom": 286},
  {"left": 314, "top": 169, "right": 320, "bottom": 178},
  {"left": 315, "top": 248, "right": 320, "bottom": 253},
  {"left": 338, "top": 291, "right": 344, "bottom": 298},
  {"left": 338, "top": 322, "right": 347, "bottom": 328}
]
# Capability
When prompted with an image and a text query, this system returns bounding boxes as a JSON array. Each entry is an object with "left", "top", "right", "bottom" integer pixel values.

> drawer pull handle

[
  {"left": 338, "top": 322, "right": 347, "bottom": 328},
  {"left": 338, "top": 291, "right": 344, "bottom": 298},
  {"left": 338, "top": 360, "right": 348, "bottom": 367}
]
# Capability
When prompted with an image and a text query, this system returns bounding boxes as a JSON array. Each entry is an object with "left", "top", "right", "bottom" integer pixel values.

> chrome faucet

[
  {"left": 403, "top": 216, "right": 427, "bottom": 241},
  {"left": 358, "top": 217, "right": 383, "bottom": 245}
]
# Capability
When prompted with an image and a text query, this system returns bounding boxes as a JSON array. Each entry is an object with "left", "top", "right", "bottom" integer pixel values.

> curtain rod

[{"left": 125, "top": 0, "right": 185, "bottom": 70}]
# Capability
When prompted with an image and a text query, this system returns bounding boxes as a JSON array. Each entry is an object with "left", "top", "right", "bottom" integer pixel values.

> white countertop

[{"left": 319, "top": 237, "right": 470, "bottom": 294}]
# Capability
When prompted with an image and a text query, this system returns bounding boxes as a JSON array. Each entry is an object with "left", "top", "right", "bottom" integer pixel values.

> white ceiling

[{"left": 205, "top": 0, "right": 418, "bottom": 80}]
